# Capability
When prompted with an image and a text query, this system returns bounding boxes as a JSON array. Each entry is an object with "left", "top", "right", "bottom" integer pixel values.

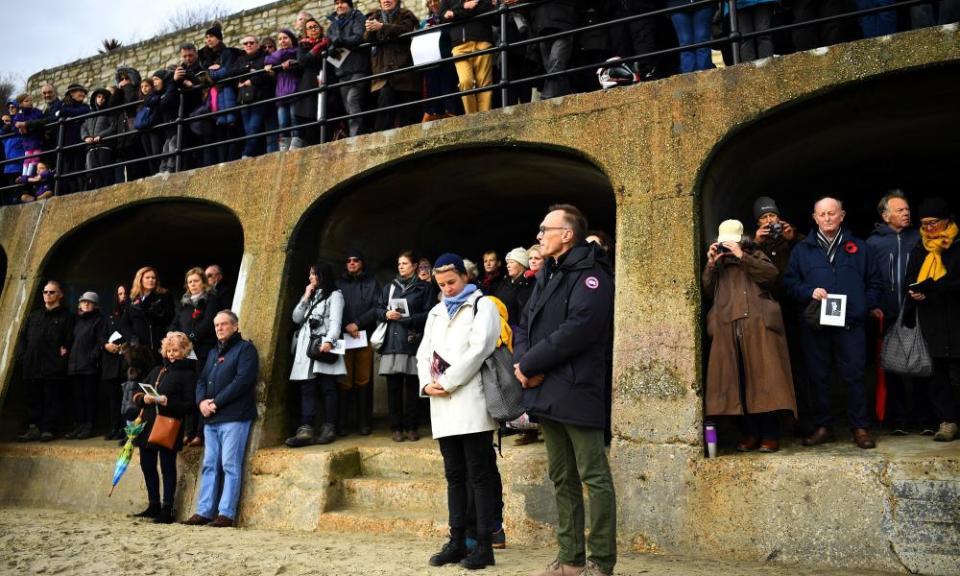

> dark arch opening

[
  {"left": 268, "top": 145, "right": 617, "bottom": 443},
  {"left": 1, "top": 200, "right": 244, "bottom": 440},
  {"left": 697, "top": 63, "right": 960, "bottom": 446}
]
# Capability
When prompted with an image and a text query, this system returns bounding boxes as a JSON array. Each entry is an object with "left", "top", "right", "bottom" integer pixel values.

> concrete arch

[{"left": 696, "top": 61, "right": 960, "bottom": 243}]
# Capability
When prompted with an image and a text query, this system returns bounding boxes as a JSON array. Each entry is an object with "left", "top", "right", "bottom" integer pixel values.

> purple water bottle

[{"left": 705, "top": 422, "right": 718, "bottom": 458}]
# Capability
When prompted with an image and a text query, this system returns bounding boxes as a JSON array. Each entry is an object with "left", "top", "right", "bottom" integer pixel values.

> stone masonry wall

[{"left": 26, "top": 0, "right": 425, "bottom": 96}]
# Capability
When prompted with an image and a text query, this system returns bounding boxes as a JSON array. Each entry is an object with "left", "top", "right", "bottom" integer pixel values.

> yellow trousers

[{"left": 452, "top": 41, "right": 494, "bottom": 114}]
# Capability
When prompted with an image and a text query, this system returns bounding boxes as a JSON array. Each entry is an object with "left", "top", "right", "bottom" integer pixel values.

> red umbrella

[{"left": 875, "top": 313, "right": 887, "bottom": 423}]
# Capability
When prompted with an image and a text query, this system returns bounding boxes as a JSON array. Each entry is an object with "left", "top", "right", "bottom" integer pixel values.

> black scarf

[
  {"left": 395, "top": 274, "right": 418, "bottom": 293},
  {"left": 816, "top": 229, "right": 843, "bottom": 265}
]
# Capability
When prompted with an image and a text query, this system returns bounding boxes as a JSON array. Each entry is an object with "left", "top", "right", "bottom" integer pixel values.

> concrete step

[
  {"left": 356, "top": 445, "right": 445, "bottom": 479},
  {"left": 317, "top": 504, "right": 447, "bottom": 539},
  {"left": 337, "top": 476, "right": 447, "bottom": 514}
]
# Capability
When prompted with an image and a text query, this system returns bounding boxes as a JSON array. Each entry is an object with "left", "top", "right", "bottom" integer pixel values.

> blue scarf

[{"left": 443, "top": 284, "right": 478, "bottom": 318}]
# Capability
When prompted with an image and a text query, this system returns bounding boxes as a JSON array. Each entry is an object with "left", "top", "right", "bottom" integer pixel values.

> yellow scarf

[
  {"left": 485, "top": 296, "right": 513, "bottom": 353},
  {"left": 918, "top": 221, "right": 959, "bottom": 282}
]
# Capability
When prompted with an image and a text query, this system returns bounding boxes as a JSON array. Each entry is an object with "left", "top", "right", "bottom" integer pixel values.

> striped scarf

[{"left": 817, "top": 229, "right": 843, "bottom": 265}]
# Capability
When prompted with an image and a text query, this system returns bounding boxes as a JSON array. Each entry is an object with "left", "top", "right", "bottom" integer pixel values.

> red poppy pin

[
  {"left": 217, "top": 356, "right": 225, "bottom": 364},
  {"left": 191, "top": 309, "right": 203, "bottom": 320},
  {"left": 844, "top": 241, "right": 858, "bottom": 254}
]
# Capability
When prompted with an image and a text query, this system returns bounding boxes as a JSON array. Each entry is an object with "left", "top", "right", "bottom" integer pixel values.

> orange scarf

[{"left": 918, "top": 221, "right": 959, "bottom": 282}]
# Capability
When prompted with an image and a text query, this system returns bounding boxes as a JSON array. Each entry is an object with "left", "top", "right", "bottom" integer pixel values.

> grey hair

[
  {"left": 463, "top": 259, "right": 478, "bottom": 279},
  {"left": 215, "top": 309, "right": 239, "bottom": 325},
  {"left": 813, "top": 196, "right": 844, "bottom": 213},
  {"left": 877, "top": 189, "right": 906, "bottom": 217}
]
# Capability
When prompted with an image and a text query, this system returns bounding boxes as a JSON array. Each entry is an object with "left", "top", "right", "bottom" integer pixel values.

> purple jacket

[
  {"left": 12, "top": 107, "right": 44, "bottom": 150},
  {"left": 265, "top": 47, "right": 301, "bottom": 99}
]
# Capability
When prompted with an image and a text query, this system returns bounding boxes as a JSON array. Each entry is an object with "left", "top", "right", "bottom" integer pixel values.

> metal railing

[{"left": 0, "top": 0, "right": 940, "bottom": 200}]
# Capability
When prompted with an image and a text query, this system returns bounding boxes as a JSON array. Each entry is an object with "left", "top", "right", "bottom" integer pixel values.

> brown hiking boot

[
  {"left": 933, "top": 422, "right": 958, "bottom": 442},
  {"left": 582, "top": 560, "right": 613, "bottom": 576},
  {"left": 181, "top": 514, "right": 212, "bottom": 526},
  {"left": 206, "top": 515, "right": 234, "bottom": 528},
  {"left": 530, "top": 559, "right": 584, "bottom": 576}
]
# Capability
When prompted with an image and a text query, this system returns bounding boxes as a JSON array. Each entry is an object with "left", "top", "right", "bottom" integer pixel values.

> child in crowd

[
  {"left": 11, "top": 94, "right": 45, "bottom": 178},
  {"left": 1, "top": 100, "right": 25, "bottom": 202},
  {"left": 17, "top": 161, "right": 54, "bottom": 202}
]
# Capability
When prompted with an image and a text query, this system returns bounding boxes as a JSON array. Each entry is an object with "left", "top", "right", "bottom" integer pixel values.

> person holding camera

[
  {"left": 704, "top": 219, "right": 797, "bottom": 453},
  {"left": 286, "top": 261, "right": 346, "bottom": 447},
  {"left": 377, "top": 250, "right": 432, "bottom": 442}
]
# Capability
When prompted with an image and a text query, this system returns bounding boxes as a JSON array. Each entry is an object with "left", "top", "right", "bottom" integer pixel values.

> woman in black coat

[
  {"left": 293, "top": 18, "right": 328, "bottom": 147},
  {"left": 101, "top": 285, "right": 128, "bottom": 440},
  {"left": 120, "top": 266, "right": 174, "bottom": 366},
  {"left": 169, "top": 266, "right": 220, "bottom": 447},
  {"left": 905, "top": 197, "right": 960, "bottom": 442},
  {"left": 376, "top": 250, "right": 433, "bottom": 442},
  {"left": 126, "top": 332, "right": 197, "bottom": 524},
  {"left": 66, "top": 292, "right": 105, "bottom": 440}
]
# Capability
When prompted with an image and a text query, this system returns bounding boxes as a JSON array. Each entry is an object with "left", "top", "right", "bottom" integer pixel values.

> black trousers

[
  {"left": 373, "top": 85, "right": 420, "bottom": 132},
  {"left": 438, "top": 430, "right": 497, "bottom": 545},
  {"left": 387, "top": 374, "right": 419, "bottom": 431},
  {"left": 737, "top": 4, "right": 775, "bottom": 61},
  {"left": 70, "top": 373, "right": 99, "bottom": 428},
  {"left": 465, "top": 439, "right": 504, "bottom": 536},
  {"left": 611, "top": 0, "right": 658, "bottom": 75},
  {"left": 791, "top": 0, "right": 847, "bottom": 51},
  {"left": 25, "top": 377, "right": 62, "bottom": 433},
  {"left": 139, "top": 444, "right": 178, "bottom": 506},
  {"left": 299, "top": 374, "right": 338, "bottom": 426},
  {"left": 923, "top": 358, "right": 960, "bottom": 424}
]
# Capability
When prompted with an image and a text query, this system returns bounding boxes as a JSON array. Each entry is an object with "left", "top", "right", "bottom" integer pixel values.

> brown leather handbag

[{"left": 146, "top": 369, "right": 182, "bottom": 450}]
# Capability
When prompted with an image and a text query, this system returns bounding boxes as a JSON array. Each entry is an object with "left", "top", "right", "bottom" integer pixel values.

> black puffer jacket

[
  {"left": 375, "top": 277, "right": 432, "bottom": 355},
  {"left": 514, "top": 243, "right": 614, "bottom": 429},
  {"left": 119, "top": 291, "right": 175, "bottom": 359},
  {"left": 337, "top": 272, "right": 380, "bottom": 332},
  {"left": 128, "top": 358, "right": 198, "bottom": 452},
  {"left": 67, "top": 310, "right": 104, "bottom": 376},
  {"left": 16, "top": 305, "right": 75, "bottom": 380},
  {"left": 439, "top": 0, "right": 496, "bottom": 45},
  {"left": 169, "top": 291, "right": 220, "bottom": 362},
  {"left": 492, "top": 274, "right": 533, "bottom": 326}
]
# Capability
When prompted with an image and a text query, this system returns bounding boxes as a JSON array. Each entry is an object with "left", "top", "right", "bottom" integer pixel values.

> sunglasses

[
  {"left": 346, "top": 257, "right": 361, "bottom": 263},
  {"left": 42, "top": 290, "right": 59, "bottom": 295},
  {"left": 241, "top": 40, "right": 258, "bottom": 45}
]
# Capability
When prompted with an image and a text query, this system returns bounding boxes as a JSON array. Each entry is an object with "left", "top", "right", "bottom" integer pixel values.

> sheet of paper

[
  {"left": 331, "top": 339, "right": 346, "bottom": 355},
  {"left": 108, "top": 331, "right": 123, "bottom": 344},
  {"left": 389, "top": 298, "right": 410, "bottom": 317},
  {"left": 410, "top": 30, "right": 442, "bottom": 66},
  {"left": 344, "top": 330, "right": 368, "bottom": 350},
  {"left": 138, "top": 383, "right": 161, "bottom": 398},
  {"left": 327, "top": 47, "right": 351, "bottom": 69},
  {"left": 820, "top": 293, "right": 847, "bottom": 327}
]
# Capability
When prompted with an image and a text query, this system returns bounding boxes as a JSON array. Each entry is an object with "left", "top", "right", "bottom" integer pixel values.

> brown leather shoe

[
  {"left": 206, "top": 515, "right": 234, "bottom": 528},
  {"left": 392, "top": 430, "right": 404, "bottom": 442},
  {"left": 736, "top": 435, "right": 759, "bottom": 452},
  {"left": 181, "top": 514, "right": 212, "bottom": 526},
  {"left": 758, "top": 439, "right": 779, "bottom": 453},
  {"left": 513, "top": 431, "right": 539, "bottom": 446},
  {"left": 405, "top": 429, "right": 420, "bottom": 442},
  {"left": 852, "top": 428, "right": 876, "bottom": 449},
  {"left": 802, "top": 426, "right": 835, "bottom": 446},
  {"left": 529, "top": 559, "right": 584, "bottom": 576}
]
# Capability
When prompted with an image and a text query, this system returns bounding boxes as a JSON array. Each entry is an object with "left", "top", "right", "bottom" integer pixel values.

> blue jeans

[
  {"left": 196, "top": 419, "right": 252, "bottom": 520},
  {"left": 276, "top": 102, "right": 299, "bottom": 138},
  {"left": 240, "top": 105, "right": 265, "bottom": 158},
  {"left": 853, "top": 0, "right": 897, "bottom": 38},
  {"left": 669, "top": 5, "right": 717, "bottom": 73}
]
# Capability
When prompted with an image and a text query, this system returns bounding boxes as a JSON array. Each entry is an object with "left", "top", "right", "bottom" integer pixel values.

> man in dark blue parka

[
  {"left": 784, "top": 197, "right": 884, "bottom": 449},
  {"left": 514, "top": 204, "right": 616, "bottom": 576}
]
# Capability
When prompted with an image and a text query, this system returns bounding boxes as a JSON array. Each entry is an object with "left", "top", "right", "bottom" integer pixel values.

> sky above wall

[{"left": 3, "top": 0, "right": 272, "bottom": 86}]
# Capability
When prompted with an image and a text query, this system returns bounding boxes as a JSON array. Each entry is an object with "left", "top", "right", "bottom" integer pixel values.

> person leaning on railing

[
  {"left": 364, "top": 0, "right": 422, "bottom": 131},
  {"left": 140, "top": 70, "right": 180, "bottom": 175},
  {"left": 420, "top": 0, "right": 463, "bottom": 120},
  {"left": 109, "top": 66, "right": 146, "bottom": 182},
  {"left": 231, "top": 34, "right": 276, "bottom": 157},
  {"left": 439, "top": 0, "right": 496, "bottom": 114},
  {"left": 325, "top": 0, "right": 372, "bottom": 138},
  {"left": 58, "top": 84, "right": 91, "bottom": 194},
  {"left": 295, "top": 17, "right": 331, "bottom": 147},
  {"left": 264, "top": 29, "right": 302, "bottom": 150},
  {"left": 198, "top": 24, "right": 242, "bottom": 165},
  {"left": 80, "top": 88, "right": 118, "bottom": 190}
]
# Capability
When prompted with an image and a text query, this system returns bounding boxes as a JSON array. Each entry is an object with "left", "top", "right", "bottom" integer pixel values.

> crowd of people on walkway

[
  {"left": 703, "top": 192, "right": 959, "bottom": 453},
  {"left": 3, "top": 0, "right": 955, "bottom": 204}
]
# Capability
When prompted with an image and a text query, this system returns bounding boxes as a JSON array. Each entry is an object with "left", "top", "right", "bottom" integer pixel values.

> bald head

[{"left": 813, "top": 197, "right": 845, "bottom": 237}]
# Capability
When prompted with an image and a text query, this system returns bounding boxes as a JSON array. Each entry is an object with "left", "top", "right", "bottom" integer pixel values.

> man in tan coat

[{"left": 703, "top": 219, "right": 797, "bottom": 452}]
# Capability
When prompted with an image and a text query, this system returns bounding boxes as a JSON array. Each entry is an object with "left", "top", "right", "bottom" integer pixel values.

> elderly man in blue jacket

[
  {"left": 182, "top": 310, "right": 259, "bottom": 528},
  {"left": 784, "top": 197, "right": 884, "bottom": 449},
  {"left": 514, "top": 204, "right": 616, "bottom": 576}
]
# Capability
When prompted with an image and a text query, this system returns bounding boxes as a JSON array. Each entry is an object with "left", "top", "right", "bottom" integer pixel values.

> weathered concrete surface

[{"left": 1, "top": 27, "right": 959, "bottom": 574}]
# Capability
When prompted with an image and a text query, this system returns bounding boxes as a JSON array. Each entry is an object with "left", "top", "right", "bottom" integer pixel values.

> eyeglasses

[
  {"left": 306, "top": 24, "right": 321, "bottom": 30},
  {"left": 537, "top": 226, "right": 569, "bottom": 236},
  {"left": 346, "top": 257, "right": 361, "bottom": 263},
  {"left": 241, "top": 40, "right": 258, "bottom": 45},
  {"left": 921, "top": 218, "right": 944, "bottom": 229},
  {"left": 42, "top": 290, "right": 58, "bottom": 295}
]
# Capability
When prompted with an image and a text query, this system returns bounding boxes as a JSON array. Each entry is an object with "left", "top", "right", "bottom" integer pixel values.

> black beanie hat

[
  {"left": 753, "top": 196, "right": 780, "bottom": 221},
  {"left": 337, "top": 0, "right": 354, "bottom": 8},
  {"left": 917, "top": 197, "right": 952, "bottom": 221},
  {"left": 206, "top": 24, "right": 223, "bottom": 41},
  {"left": 345, "top": 249, "right": 364, "bottom": 262}
]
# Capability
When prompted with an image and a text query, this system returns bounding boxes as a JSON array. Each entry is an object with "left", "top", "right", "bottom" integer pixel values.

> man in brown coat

[
  {"left": 364, "top": 0, "right": 421, "bottom": 131},
  {"left": 703, "top": 219, "right": 798, "bottom": 452}
]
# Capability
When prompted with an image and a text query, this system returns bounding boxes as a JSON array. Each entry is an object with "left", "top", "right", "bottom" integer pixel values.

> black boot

[
  {"left": 429, "top": 528, "right": 468, "bottom": 566},
  {"left": 356, "top": 386, "right": 372, "bottom": 436},
  {"left": 459, "top": 543, "right": 495, "bottom": 570},
  {"left": 131, "top": 502, "right": 161, "bottom": 518},
  {"left": 153, "top": 504, "right": 175, "bottom": 524},
  {"left": 315, "top": 423, "right": 337, "bottom": 445},
  {"left": 337, "top": 390, "right": 351, "bottom": 437}
]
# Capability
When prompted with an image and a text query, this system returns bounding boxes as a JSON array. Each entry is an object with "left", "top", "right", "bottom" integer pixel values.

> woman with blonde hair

[
  {"left": 120, "top": 266, "right": 174, "bottom": 366},
  {"left": 525, "top": 245, "right": 543, "bottom": 279},
  {"left": 126, "top": 332, "right": 197, "bottom": 523},
  {"left": 170, "top": 267, "right": 220, "bottom": 447}
]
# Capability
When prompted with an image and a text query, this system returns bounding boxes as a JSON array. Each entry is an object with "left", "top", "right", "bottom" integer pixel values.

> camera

[
  {"left": 766, "top": 222, "right": 783, "bottom": 240},
  {"left": 716, "top": 243, "right": 731, "bottom": 254},
  {"left": 309, "top": 319, "right": 321, "bottom": 330}
]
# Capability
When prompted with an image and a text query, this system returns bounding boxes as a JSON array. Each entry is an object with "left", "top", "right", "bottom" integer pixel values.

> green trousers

[{"left": 539, "top": 417, "right": 617, "bottom": 574}]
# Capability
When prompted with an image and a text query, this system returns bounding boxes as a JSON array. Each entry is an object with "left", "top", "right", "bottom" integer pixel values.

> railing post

[
  {"left": 728, "top": 0, "right": 741, "bottom": 65},
  {"left": 499, "top": 0, "right": 509, "bottom": 107},
  {"left": 53, "top": 119, "right": 65, "bottom": 196},
  {"left": 319, "top": 55, "right": 329, "bottom": 144},
  {"left": 175, "top": 92, "right": 185, "bottom": 173}
]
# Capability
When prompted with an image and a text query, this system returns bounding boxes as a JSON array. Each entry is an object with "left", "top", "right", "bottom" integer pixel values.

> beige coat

[
  {"left": 702, "top": 248, "right": 797, "bottom": 417},
  {"left": 416, "top": 291, "right": 499, "bottom": 439}
]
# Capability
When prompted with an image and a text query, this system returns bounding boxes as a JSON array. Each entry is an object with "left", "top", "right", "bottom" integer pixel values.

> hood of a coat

[
  {"left": 116, "top": 67, "right": 142, "bottom": 87},
  {"left": 89, "top": 88, "right": 112, "bottom": 111}
]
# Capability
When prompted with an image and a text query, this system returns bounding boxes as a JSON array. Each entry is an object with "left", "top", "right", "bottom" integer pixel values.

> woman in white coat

[
  {"left": 286, "top": 261, "right": 346, "bottom": 447},
  {"left": 417, "top": 253, "right": 501, "bottom": 571}
]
